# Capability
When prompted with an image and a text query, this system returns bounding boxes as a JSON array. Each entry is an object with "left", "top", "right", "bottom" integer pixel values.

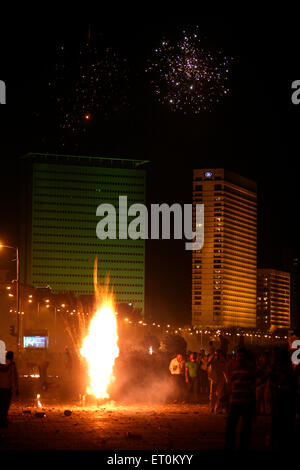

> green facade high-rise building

[{"left": 20, "top": 153, "right": 147, "bottom": 315}]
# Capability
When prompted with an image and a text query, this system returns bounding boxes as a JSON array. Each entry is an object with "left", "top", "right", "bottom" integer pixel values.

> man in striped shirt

[{"left": 224, "top": 348, "right": 256, "bottom": 451}]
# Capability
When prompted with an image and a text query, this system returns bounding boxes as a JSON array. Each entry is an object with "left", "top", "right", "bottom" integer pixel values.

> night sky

[{"left": 0, "top": 16, "right": 299, "bottom": 325}]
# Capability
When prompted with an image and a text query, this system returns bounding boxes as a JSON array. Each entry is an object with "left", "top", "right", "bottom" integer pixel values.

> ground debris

[{"left": 125, "top": 431, "right": 142, "bottom": 439}]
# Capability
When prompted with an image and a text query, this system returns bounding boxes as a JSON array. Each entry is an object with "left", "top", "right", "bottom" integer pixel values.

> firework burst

[
  {"left": 51, "top": 37, "right": 129, "bottom": 140},
  {"left": 146, "top": 28, "right": 232, "bottom": 113}
]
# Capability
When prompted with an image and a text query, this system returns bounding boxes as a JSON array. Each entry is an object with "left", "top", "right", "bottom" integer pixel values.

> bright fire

[
  {"left": 36, "top": 394, "right": 42, "bottom": 408},
  {"left": 80, "top": 259, "right": 119, "bottom": 399}
]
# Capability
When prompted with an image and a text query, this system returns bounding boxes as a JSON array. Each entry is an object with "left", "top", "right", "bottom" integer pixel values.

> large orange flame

[{"left": 80, "top": 259, "right": 119, "bottom": 399}]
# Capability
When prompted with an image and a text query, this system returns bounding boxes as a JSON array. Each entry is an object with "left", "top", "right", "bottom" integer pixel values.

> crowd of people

[
  {"left": 0, "top": 331, "right": 299, "bottom": 451},
  {"left": 168, "top": 333, "right": 300, "bottom": 450}
]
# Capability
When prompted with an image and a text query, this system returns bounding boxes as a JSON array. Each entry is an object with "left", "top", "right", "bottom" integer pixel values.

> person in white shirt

[{"left": 169, "top": 354, "right": 185, "bottom": 403}]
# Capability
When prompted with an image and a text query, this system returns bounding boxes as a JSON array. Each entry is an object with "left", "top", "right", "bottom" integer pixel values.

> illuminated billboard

[{"left": 23, "top": 336, "right": 48, "bottom": 349}]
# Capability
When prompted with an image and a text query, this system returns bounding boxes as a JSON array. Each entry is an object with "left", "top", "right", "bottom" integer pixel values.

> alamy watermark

[
  {"left": 291, "top": 80, "right": 300, "bottom": 105},
  {"left": 0, "top": 80, "right": 6, "bottom": 104},
  {"left": 96, "top": 196, "right": 204, "bottom": 251},
  {"left": 291, "top": 340, "right": 300, "bottom": 366}
]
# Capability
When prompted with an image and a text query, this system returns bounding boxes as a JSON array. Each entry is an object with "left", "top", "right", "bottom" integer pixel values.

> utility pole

[{"left": 0, "top": 243, "right": 20, "bottom": 359}]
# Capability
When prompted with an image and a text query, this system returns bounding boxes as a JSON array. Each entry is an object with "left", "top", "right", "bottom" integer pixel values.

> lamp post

[{"left": 0, "top": 243, "right": 20, "bottom": 357}]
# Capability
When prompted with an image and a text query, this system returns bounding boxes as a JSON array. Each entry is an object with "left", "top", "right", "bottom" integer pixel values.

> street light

[{"left": 0, "top": 243, "right": 20, "bottom": 357}]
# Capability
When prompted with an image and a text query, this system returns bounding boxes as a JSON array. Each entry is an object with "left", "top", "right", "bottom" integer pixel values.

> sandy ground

[{"left": 0, "top": 399, "right": 271, "bottom": 451}]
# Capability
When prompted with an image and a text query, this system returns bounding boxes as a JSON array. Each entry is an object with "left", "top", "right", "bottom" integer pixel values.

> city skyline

[
  {"left": 0, "top": 17, "right": 299, "bottom": 325},
  {"left": 0, "top": 160, "right": 295, "bottom": 330}
]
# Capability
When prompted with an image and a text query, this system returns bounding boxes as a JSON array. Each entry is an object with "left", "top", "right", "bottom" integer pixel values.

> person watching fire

[
  {"left": 169, "top": 354, "right": 185, "bottom": 403},
  {"left": 0, "top": 351, "right": 19, "bottom": 427}
]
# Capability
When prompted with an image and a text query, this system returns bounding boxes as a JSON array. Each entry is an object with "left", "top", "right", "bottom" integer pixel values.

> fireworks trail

[
  {"left": 146, "top": 27, "right": 233, "bottom": 113},
  {"left": 63, "top": 309, "right": 89, "bottom": 362}
]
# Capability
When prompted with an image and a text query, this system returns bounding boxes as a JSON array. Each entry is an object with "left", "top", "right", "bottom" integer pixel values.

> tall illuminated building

[
  {"left": 257, "top": 269, "right": 290, "bottom": 330},
  {"left": 291, "top": 258, "right": 300, "bottom": 329},
  {"left": 20, "top": 153, "right": 147, "bottom": 315},
  {"left": 192, "top": 169, "right": 257, "bottom": 328}
]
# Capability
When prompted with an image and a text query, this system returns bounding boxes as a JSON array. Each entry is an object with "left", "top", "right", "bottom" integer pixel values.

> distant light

[
  {"left": 205, "top": 171, "right": 213, "bottom": 178},
  {"left": 149, "top": 346, "right": 153, "bottom": 355},
  {"left": 84, "top": 113, "right": 91, "bottom": 120}
]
